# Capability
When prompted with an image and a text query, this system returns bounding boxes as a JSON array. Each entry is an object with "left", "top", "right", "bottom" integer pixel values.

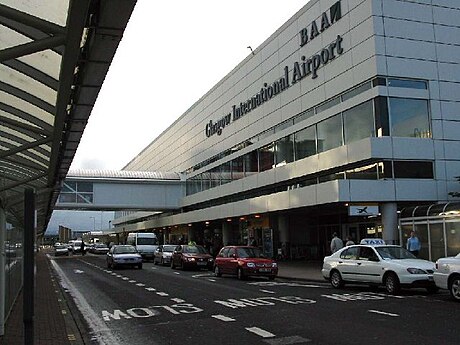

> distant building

[{"left": 58, "top": 225, "right": 72, "bottom": 243}]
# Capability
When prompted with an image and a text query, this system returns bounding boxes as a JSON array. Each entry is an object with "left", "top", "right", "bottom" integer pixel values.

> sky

[{"left": 69, "top": 0, "right": 308, "bottom": 171}]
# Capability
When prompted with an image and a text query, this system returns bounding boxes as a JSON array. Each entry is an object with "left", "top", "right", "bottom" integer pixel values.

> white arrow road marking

[
  {"left": 246, "top": 327, "right": 275, "bottom": 338},
  {"left": 136, "top": 283, "right": 145, "bottom": 287},
  {"left": 122, "top": 277, "right": 129, "bottom": 281},
  {"left": 129, "top": 280, "right": 136, "bottom": 283},
  {"left": 151, "top": 267, "right": 157, "bottom": 270},
  {"left": 156, "top": 292, "right": 169, "bottom": 297},
  {"left": 368, "top": 310, "right": 399, "bottom": 317},
  {"left": 212, "top": 315, "right": 235, "bottom": 322},
  {"left": 208, "top": 279, "right": 216, "bottom": 282},
  {"left": 260, "top": 290, "right": 276, "bottom": 294},
  {"left": 73, "top": 269, "right": 84, "bottom": 274},
  {"left": 171, "top": 298, "right": 185, "bottom": 303},
  {"left": 174, "top": 272, "right": 180, "bottom": 275},
  {"left": 145, "top": 287, "right": 156, "bottom": 292},
  {"left": 192, "top": 273, "right": 213, "bottom": 278}
]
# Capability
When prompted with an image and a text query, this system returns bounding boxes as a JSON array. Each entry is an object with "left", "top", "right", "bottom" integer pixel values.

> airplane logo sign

[{"left": 348, "top": 205, "right": 379, "bottom": 216}]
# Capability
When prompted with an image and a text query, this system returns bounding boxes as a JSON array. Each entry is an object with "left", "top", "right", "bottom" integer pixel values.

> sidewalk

[
  {"left": 0, "top": 250, "right": 86, "bottom": 345},
  {"left": 0, "top": 252, "right": 324, "bottom": 344}
]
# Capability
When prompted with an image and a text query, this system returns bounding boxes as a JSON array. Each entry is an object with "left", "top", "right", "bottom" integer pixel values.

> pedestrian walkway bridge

[{"left": 54, "top": 170, "right": 184, "bottom": 211}]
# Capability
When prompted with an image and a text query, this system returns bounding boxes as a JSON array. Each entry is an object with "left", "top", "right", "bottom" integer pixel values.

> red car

[
  {"left": 213, "top": 246, "right": 278, "bottom": 280},
  {"left": 170, "top": 245, "right": 214, "bottom": 270}
]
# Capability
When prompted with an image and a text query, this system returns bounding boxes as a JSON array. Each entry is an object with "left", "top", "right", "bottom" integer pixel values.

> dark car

[
  {"left": 106, "top": 245, "right": 142, "bottom": 269},
  {"left": 170, "top": 245, "right": 214, "bottom": 270},
  {"left": 214, "top": 246, "right": 278, "bottom": 280}
]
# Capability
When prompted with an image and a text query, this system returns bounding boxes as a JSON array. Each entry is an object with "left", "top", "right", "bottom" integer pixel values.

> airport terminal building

[{"left": 116, "top": 0, "right": 460, "bottom": 260}]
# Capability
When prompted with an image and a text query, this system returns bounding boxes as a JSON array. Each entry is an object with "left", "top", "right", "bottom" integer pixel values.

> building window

[
  {"left": 345, "top": 163, "right": 379, "bottom": 180},
  {"left": 294, "top": 126, "right": 316, "bottom": 160},
  {"left": 259, "top": 144, "right": 275, "bottom": 172},
  {"left": 221, "top": 161, "right": 232, "bottom": 185},
  {"left": 393, "top": 161, "right": 433, "bottom": 179},
  {"left": 243, "top": 151, "right": 258, "bottom": 177},
  {"left": 343, "top": 100, "right": 374, "bottom": 144},
  {"left": 231, "top": 156, "right": 244, "bottom": 181},
  {"left": 317, "top": 113, "right": 343, "bottom": 153},
  {"left": 388, "top": 78, "right": 427, "bottom": 90},
  {"left": 274, "top": 135, "right": 294, "bottom": 167},
  {"left": 389, "top": 98, "right": 430, "bottom": 138}
]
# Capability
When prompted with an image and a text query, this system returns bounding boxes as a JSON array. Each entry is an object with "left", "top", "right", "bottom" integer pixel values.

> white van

[{"left": 126, "top": 232, "right": 158, "bottom": 261}]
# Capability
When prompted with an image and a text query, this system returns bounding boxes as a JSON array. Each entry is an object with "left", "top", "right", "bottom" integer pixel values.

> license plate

[
  {"left": 259, "top": 268, "right": 271, "bottom": 272},
  {"left": 197, "top": 262, "right": 207, "bottom": 265}
]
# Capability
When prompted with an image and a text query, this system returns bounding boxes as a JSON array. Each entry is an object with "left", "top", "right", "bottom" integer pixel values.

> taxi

[{"left": 322, "top": 239, "right": 437, "bottom": 294}]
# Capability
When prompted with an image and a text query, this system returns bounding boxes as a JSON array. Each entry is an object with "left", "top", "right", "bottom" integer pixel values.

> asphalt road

[{"left": 50, "top": 254, "right": 459, "bottom": 345}]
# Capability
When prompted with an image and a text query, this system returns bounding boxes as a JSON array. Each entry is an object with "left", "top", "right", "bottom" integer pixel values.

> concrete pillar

[
  {"left": 381, "top": 202, "right": 398, "bottom": 245},
  {"left": 0, "top": 208, "right": 5, "bottom": 336},
  {"left": 222, "top": 222, "right": 231, "bottom": 246}
]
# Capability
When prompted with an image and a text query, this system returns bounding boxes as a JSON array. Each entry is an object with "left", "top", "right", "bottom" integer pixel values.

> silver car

[
  {"left": 106, "top": 245, "right": 142, "bottom": 269},
  {"left": 153, "top": 244, "right": 176, "bottom": 266}
]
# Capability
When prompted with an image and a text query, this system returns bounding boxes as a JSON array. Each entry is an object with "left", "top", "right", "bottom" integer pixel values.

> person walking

[
  {"left": 406, "top": 230, "right": 421, "bottom": 257},
  {"left": 330, "top": 232, "right": 343, "bottom": 253},
  {"left": 80, "top": 241, "right": 86, "bottom": 256}
]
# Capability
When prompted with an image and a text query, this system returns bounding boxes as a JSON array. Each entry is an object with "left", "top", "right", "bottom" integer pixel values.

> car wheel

[
  {"left": 384, "top": 272, "right": 400, "bottom": 294},
  {"left": 449, "top": 274, "right": 460, "bottom": 301},
  {"left": 214, "top": 265, "right": 222, "bottom": 277},
  {"left": 330, "top": 270, "right": 344, "bottom": 289},
  {"left": 237, "top": 267, "right": 245, "bottom": 280}
]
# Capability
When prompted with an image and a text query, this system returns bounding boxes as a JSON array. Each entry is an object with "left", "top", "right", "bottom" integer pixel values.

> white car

[
  {"left": 433, "top": 253, "right": 460, "bottom": 301},
  {"left": 322, "top": 243, "right": 437, "bottom": 294}
]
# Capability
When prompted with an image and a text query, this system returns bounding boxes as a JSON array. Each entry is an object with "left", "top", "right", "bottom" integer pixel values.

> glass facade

[
  {"left": 317, "top": 114, "right": 343, "bottom": 153},
  {"left": 389, "top": 98, "right": 430, "bottom": 138},
  {"left": 343, "top": 100, "right": 374, "bottom": 144}
]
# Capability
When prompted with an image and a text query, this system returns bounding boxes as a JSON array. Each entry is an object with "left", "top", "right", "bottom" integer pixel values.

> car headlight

[
  {"left": 208, "top": 258, "right": 214, "bottom": 261},
  {"left": 246, "top": 262, "right": 255, "bottom": 268},
  {"left": 407, "top": 268, "right": 427, "bottom": 274},
  {"left": 272, "top": 263, "right": 278, "bottom": 268},
  {"left": 187, "top": 257, "right": 195, "bottom": 262}
]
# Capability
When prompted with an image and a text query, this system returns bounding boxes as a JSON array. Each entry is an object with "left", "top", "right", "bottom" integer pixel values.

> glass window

[
  {"left": 377, "top": 161, "right": 393, "bottom": 179},
  {"left": 389, "top": 98, "right": 430, "bottom": 138},
  {"left": 274, "top": 120, "right": 292, "bottom": 133},
  {"left": 318, "top": 172, "right": 344, "bottom": 183},
  {"left": 294, "top": 126, "right": 316, "bottom": 160},
  {"left": 77, "top": 182, "right": 93, "bottom": 193},
  {"left": 358, "top": 247, "right": 379, "bottom": 261},
  {"left": 231, "top": 156, "right": 244, "bottom": 181},
  {"left": 59, "top": 193, "right": 76, "bottom": 203},
  {"left": 258, "top": 128, "right": 274, "bottom": 141},
  {"left": 446, "top": 222, "right": 460, "bottom": 256},
  {"left": 243, "top": 151, "right": 258, "bottom": 177},
  {"left": 201, "top": 171, "right": 211, "bottom": 191},
  {"left": 388, "top": 78, "right": 427, "bottom": 90},
  {"left": 339, "top": 247, "right": 358, "bottom": 259},
  {"left": 345, "top": 163, "right": 378, "bottom": 180},
  {"left": 274, "top": 135, "right": 294, "bottom": 167},
  {"left": 210, "top": 166, "right": 221, "bottom": 188},
  {"left": 220, "top": 161, "right": 231, "bottom": 185},
  {"left": 430, "top": 223, "right": 445, "bottom": 261},
  {"left": 343, "top": 100, "right": 374, "bottom": 144},
  {"left": 258, "top": 144, "right": 275, "bottom": 172},
  {"left": 294, "top": 109, "right": 314, "bottom": 124},
  {"left": 77, "top": 193, "right": 93, "bottom": 203},
  {"left": 315, "top": 96, "right": 340, "bottom": 114},
  {"left": 342, "top": 81, "right": 372, "bottom": 102},
  {"left": 393, "top": 161, "right": 433, "bottom": 179},
  {"left": 374, "top": 96, "right": 389, "bottom": 137},
  {"left": 317, "top": 114, "right": 343, "bottom": 152},
  {"left": 61, "top": 181, "right": 76, "bottom": 192}
]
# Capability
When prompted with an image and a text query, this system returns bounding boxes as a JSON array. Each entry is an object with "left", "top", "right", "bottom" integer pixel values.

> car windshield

[
  {"left": 236, "top": 247, "right": 265, "bottom": 258},
  {"left": 163, "top": 245, "right": 176, "bottom": 252},
  {"left": 376, "top": 246, "right": 416, "bottom": 260},
  {"left": 137, "top": 237, "right": 158, "bottom": 245},
  {"left": 114, "top": 246, "right": 137, "bottom": 254},
  {"left": 183, "top": 245, "right": 208, "bottom": 254}
]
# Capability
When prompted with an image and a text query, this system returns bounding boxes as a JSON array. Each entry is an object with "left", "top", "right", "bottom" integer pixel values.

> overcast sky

[{"left": 69, "top": 0, "right": 308, "bottom": 171}]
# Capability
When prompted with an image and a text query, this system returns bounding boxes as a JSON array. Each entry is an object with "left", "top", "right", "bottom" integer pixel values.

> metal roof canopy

[{"left": 0, "top": 0, "right": 137, "bottom": 236}]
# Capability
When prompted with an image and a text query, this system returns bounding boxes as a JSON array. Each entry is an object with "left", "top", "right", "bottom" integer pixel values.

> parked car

[
  {"left": 106, "top": 245, "right": 142, "bottom": 269},
  {"left": 89, "top": 243, "right": 109, "bottom": 255},
  {"left": 214, "top": 246, "right": 278, "bottom": 280},
  {"left": 434, "top": 253, "right": 460, "bottom": 301},
  {"left": 322, "top": 242, "right": 437, "bottom": 294},
  {"left": 154, "top": 244, "right": 176, "bottom": 265},
  {"left": 54, "top": 244, "right": 69, "bottom": 256},
  {"left": 170, "top": 245, "right": 213, "bottom": 270}
]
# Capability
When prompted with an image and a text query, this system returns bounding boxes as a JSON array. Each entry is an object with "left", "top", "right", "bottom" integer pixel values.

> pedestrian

[
  {"left": 330, "top": 232, "right": 343, "bottom": 253},
  {"left": 406, "top": 230, "right": 421, "bottom": 257},
  {"left": 80, "top": 241, "right": 85, "bottom": 256},
  {"left": 345, "top": 236, "right": 355, "bottom": 246}
]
